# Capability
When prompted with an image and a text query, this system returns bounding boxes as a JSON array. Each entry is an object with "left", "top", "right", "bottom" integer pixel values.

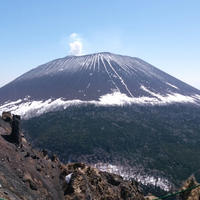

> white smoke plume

[{"left": 69, "top": 33, "right": 83, "bottom": 56}]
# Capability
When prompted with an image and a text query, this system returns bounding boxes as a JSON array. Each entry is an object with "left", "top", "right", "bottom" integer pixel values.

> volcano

[
  {"left": 1, "top": 52, "right": 200, "bottom": 191},
  {"left": 1, "top": 52, "right": 200, "bottom": 102},
  {"left": 0, "top": 52, "right": 200, "bottom": 118}
]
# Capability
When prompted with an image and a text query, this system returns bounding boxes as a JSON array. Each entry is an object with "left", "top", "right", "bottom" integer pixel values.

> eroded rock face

[
  {"left": 0, "top": 117, "right": 144, "bottom": 200},
  {"left": 0, "top": 118, "right": 64, "bottom": 200}
]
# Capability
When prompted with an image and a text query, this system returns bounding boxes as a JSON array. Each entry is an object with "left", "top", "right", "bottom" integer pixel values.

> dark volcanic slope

[{"left": 0, "top": 52, "right": 199, "bottom": 104}]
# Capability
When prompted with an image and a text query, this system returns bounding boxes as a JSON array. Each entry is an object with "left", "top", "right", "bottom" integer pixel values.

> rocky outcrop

[
  {"left": 60, "top": 163, "right": 144, "bottom": 200},
  {"left": 178, "top": 176, "right": 200, "bottom": 200},
  {"left": 0, "top": 116, "right": 144, "bottom": 200},
  {"left": 10, "top": 115, "right": 21, "bottom": 146}
]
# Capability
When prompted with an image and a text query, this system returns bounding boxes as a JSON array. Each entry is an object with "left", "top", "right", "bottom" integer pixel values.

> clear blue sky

[{"left": 0, "top": 0, "right": 200, "bottom": 89}]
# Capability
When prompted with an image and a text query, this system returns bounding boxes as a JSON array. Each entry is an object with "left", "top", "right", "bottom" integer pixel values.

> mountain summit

[
  {"left": 0, "top": 52, "right": 200, "bottom": 118},
  {"left": 1, "top": 52, "right": 200, "bottom": 103}
]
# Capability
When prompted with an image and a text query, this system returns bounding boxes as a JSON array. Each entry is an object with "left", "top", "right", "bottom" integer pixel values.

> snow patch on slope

[
  {"left": 166, "top": 82, "right": 179, "bottom": 90},
  {"left": 0, "top": 90, "right": 200, "bottom": 119},
  {"left": 93, "top": 162, "right": 172, "bottom": 191}
]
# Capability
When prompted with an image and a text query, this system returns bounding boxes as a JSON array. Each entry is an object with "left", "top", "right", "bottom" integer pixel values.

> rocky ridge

[{"left": 0, "top": 116, "right": 144, "bottom": 200}]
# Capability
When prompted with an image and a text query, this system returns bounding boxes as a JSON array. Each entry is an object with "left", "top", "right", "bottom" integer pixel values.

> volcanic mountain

[
  {"left": 1, "top": 52, "right": 200, "bottom": 192},
  {"left": 1, "top": 52, "right": 200, "bottom": 118}
]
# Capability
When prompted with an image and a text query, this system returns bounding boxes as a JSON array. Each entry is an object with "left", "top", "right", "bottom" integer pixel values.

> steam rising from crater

[{"left": 69, "top": 33, "right": 83, "bottom": 56}]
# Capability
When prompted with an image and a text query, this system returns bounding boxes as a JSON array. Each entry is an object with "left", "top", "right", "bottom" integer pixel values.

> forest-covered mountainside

[{"left": 22, "top": 104, "right": 200, "bottom": 190}]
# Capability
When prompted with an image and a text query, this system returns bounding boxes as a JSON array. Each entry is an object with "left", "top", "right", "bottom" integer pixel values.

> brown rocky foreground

[
  {"left": 1, "top": 115, "right": 200, "bottom": 200},
  {"left": 0, "top": 116, "right": 144, "bottom": 200}
]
